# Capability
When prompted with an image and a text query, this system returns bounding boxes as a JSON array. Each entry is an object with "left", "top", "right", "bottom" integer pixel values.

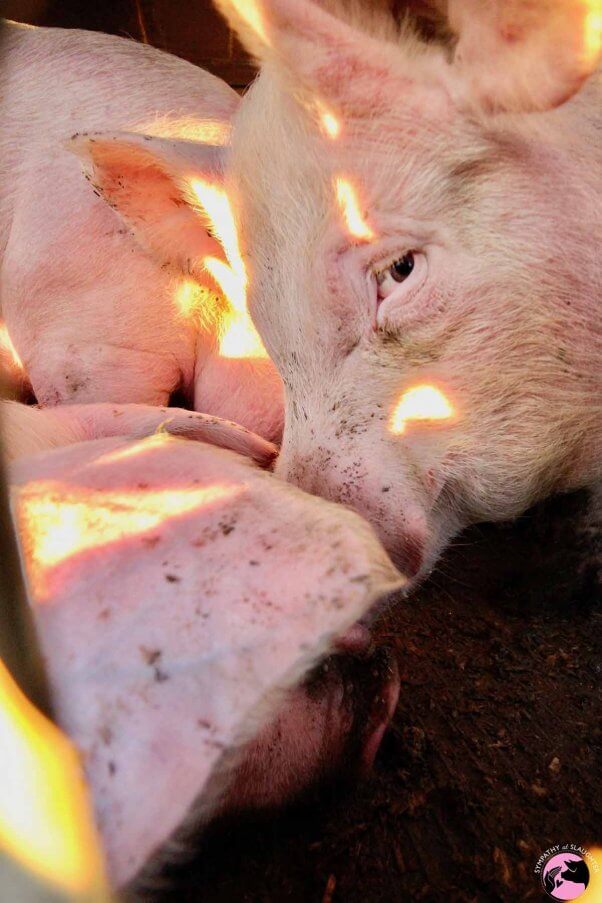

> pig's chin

[
  {"left": 132, "top": 644, "right": 400, "bottom": 889},
  {"left": 134, "top": 648, "right": 400, "bottom": 893},
  {"left": 213, "top": 644, "right": 401, "bottom": 819}
]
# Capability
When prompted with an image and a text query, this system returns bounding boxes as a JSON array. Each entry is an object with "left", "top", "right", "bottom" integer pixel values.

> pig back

[{"left": 0, "top": 20, "right": 239, "bottom": 253}]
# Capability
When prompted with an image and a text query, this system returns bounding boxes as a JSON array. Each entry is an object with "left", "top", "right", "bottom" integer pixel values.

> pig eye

[{"left": 376, "top": 253, "right": 416, "bottom": 301}]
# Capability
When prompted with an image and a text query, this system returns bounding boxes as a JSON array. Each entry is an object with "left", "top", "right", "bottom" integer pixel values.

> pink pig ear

[
  {"left": 69, "top": 131, "right": 228, "bottom": 272},
  {"left": 214, "top": 0, "right": 449, "bottom": 121},
  {"left": 449, "top": 0, "right": 602, "bottom": 112}
]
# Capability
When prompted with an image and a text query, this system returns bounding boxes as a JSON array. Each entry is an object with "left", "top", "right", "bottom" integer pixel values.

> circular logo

[{"left": 542, "top": 852, "right": 590, "bottom": 900}]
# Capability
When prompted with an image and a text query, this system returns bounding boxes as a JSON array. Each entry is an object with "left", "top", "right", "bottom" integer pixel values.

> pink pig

[
  {"left": 0, "top": 21, "right": 283, "bottom": 441},
  {"left": 8, "top": 406, "right": 403, "bottom": 887},
  {"left": 209, "top": 0, "right": 601, "bottom": 577}
]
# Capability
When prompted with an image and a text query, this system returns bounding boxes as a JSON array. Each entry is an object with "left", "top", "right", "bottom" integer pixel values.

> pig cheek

[{"left": 217, "top": 679, "right": 354, "bottom": 813}]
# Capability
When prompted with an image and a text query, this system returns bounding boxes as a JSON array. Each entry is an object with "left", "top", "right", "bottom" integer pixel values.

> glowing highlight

[
  {"left": 0, "top": 323, "right": 23, "bottom": 371},
  {"left": 390, "top": 385, "right": 454, "bottom": 435},
  {"left": 136, "top": 117, "right": 231, "bottom": 145},
  {"left": 94, "top": 431, "right": 172, "bottom": 466},
  {"left": 584, "top": 3, "right": 602, "bottom": 61},
  {"left": 228, "top": 0, "right": 270, "bottom": 46},
  {"left": 581, "top": 848, "right": 601, "bottom": 900},
  {"left": 190, "top": 179, "right": 267, "bottom": 359},
  {"left": 316, "top": 102, "right": 341, "bottom": 139},
  {"left": 0, "top": 658, "right": 107, "bottom": 895},
  {"left": 17, "top": 480, "right": 241, "bottom": 599},
  {"left": 175, "top": 279, "right": 218, "bottom": 319},
  {"left": 335, "top": 177, "right": 374, "bottom": 241}
]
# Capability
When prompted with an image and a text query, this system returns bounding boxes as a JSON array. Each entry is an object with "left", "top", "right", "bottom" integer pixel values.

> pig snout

[
  {"left": 276, "top": 450, "right": 429, "bottom": 578},
  {"left": 219, "top": 646, "right": 400, "bottom": 813}
]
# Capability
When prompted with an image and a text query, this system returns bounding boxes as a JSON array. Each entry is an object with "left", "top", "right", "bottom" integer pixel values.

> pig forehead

[
  {"left": 228, "top": 72, "right": 468, "bottom": 225},
  {"left": 229, "top": 81, "right": 518, "bottom": 294}
]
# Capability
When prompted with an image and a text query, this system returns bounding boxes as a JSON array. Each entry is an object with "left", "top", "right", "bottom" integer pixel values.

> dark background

[{"left": 1, "top": 0, "right": 256, "bottom": 87}]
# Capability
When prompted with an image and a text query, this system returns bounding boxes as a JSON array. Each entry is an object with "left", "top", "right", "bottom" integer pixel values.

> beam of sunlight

[
  {"left": 218, "top": 309, "right": 269, "bottom": 359},
  {"left": 335, "top": 177, "right": 374, "bottom": 241},
  {"left": 321, "top": 112, "right": 341, "bottom": 139},
  {"left": 135, "top": 116, "right": 231, "bottom": 145},
  {"left": 93, "top": 432, "right": 172, "bottom": 466},
  {"left": 0, "top": 658, "right": 107, "bottom": 896},
  {"left": 0, "top": 323, "right": 23, "bottom": 371},
  {"left": 174, "top": 279, "right": 222, "bottom": 323},
  {"left": 190, "top": 179, "right": 268, "bottom": 359},
  {"left": 584, "top": 2, "right": 602, "bottom": 61},
  {"left": 390, "top": 384, "right": 454, "bottom": 435},
  {"left": 315, "top": 102, "right": 341, "bottom": 139},
  {"left": 227, "top": 0, "right": 270, "bottom": 46},
  {"left": 581, "top": 848, "right": 602, "bottom": 901},
  {"left": 17, "top": 480, "right": 241, "bottom": 599}
]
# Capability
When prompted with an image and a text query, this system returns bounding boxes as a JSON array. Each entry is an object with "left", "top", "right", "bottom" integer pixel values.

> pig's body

[
  {"left": 0, "top": 399, "right": 277, "bottom": 465},
  {"left": 216, "top": 0, "right": 602, "bottom": 576},
  {"left": 0, "top": 22, "right": 283, "bottom": 440},
  {"left": 10, "top": 430, "right": 403, "bottom": 885}
]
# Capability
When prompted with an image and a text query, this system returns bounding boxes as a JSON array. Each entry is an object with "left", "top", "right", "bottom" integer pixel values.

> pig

[
  {"left": 0, "top": 399, "right": 277, "bottom": 465},
  {"left": 0, "top": 21, "right": 283, "bottom": 441},
  {"left": 9, "top": 427, "right": 404, "bottom": 886},
  {"left": 206, "top": 0, "right": 602, "bottom": 578}
]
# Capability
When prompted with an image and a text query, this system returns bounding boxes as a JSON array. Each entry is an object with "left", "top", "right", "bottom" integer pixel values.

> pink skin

[
  {"left": 217, "top": 0, "right": 601, "bottom": 583},
  {"left": 5, "top": 399, "right": 400, "bottom": 791},
  {"left": 1, "top": 401, "right": 278, "bottom": 466},
  {"left": 9, "top": 421, "right": 405, "bottom": 885},
  {"left": 0, "top": 23, "right": 284, "bottom": 443}
]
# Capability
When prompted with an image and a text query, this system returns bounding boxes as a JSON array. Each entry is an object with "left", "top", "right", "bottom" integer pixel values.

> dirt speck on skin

[{"left": 153, "top": 489, "right": 600, "bottom": 902}]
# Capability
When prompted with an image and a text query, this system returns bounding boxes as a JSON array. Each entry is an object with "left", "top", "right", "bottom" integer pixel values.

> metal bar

[{"left": 0, "top": 379, "right": 53, "bottom": 718}]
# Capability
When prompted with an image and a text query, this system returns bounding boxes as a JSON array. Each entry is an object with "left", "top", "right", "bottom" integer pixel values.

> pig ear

[
  {"left": 214, "top": 0, "right": 449, "bottom": 120},
  {"left": 449, "top": 0, "right": 602, "bottom": 112},
  {"left": 69, "top": 131, "right": 228, "bottom": 271}
]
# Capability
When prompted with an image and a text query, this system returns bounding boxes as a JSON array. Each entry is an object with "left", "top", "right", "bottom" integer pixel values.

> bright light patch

[
  {"left": 390, "top": 385, "right": 454, "bottom": 435},
  {"left": 315, "top": 102, "right": 341, "bottom": 139},
  {"left": 321, "top": 112, "right": 341, "bottom": 138},
  {"left": 0, "top": 658, "right": 107, "bottom": 895},
  {"left": 204, "top": 256, "right": 246, "bottom": 316},
  {"left": 190, "top": 179, "right": 267, "bottom": 359},
  {"left": 228, "top": 0, "right": 270, "bottom": 46},
  {"left": 136, "top": 117, "right": 231, "bottom": 145},
  {"left": 17, "top": 480, "right": 241, "bottom": 599},
  {"left": 94, "top": 432, "right": 172, "bottom": 466},
  {"left": 335, "top": 177, "right": 374, "bottom": 241},
  {"left": 175, "top": 279, "right": 219, "bottom": 320},
  {"left": 219, "top": 310, "right": 268, "bottom": 359},
  {"left": 584, "top": 3, "right": 602, "bottom": 60},
  {"left": 581, "top": 848, "right": 602, "bottom": 900},
  {"left": 0, "top": 323, "right": 23, "bottom": 371}
]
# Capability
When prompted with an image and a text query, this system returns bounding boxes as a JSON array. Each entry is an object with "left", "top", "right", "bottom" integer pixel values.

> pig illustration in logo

[{"left": 543, "top": 853, "right": 590, "bottom": 900}]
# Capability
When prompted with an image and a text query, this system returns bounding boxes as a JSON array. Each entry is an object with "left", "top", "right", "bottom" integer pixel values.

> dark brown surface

[
  {"left": 2, "top": 0, "right": 447, "bottom": 89},
  {"left": 153, "top": 489, "right": 600, "bottom": 902},
  {"left": 2, "top": 0, "right": 256, "bottom": 88}
]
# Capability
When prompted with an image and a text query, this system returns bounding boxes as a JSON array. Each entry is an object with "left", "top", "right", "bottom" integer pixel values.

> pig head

[
  {"left": 214, "top": 0, "right": 602, "bottom": 576},
  {"left": 9, "top": 431, "right": 404, "bottom": 886}
]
